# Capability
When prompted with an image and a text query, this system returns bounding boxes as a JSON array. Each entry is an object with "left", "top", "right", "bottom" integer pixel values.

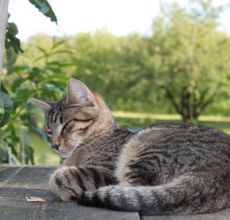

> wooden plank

[
  {"left": 0, "top": 166, "right": 55, "bottom": 189},
  {"left": 0, "top": 187, "right": 55, "bottom": 201},
  {"left": 141, "top": 209, "right": 230, "bottom": 220},
  {"left": 0, "top": 166, "right": 22, "bottom": 186},
  {"left": 0, "top": 187, "right": 140, "bottom": 220}
]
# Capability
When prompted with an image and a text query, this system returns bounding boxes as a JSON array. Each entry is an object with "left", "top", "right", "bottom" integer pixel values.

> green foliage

[
  {"left": 0, "top": 41, "right": 71, "bottom": 164},
  {"left": 147, "top": 1, "right": 230, "bottom": 122}
]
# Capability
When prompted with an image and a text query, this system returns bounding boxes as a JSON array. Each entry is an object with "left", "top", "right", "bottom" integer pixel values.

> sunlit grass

[
  {"left": 113, "top": 111, "right": 230, "bottom": 122},
  {"left": 114, "top": 112, "right": 230, "bottom": 134}
]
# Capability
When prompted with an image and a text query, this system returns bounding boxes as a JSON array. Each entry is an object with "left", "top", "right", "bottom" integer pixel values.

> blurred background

[{"left": 0, "top": 0, "right": 229, "bottom": 165}]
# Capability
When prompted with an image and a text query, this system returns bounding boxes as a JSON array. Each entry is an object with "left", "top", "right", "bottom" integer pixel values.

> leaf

[
  {"left": 5, "top": 22, "right": 23, "bottom": 68},
  {"left": 0, "top": 140, "right": 9, "bottom": 163},
  {"left": 25, "top": 145, "right": 35, "bottom": 165},
  {"left": 5, "top": 23, "right": 23, "bottom": 53},
  {"left": 36, "top": 46, "right": 48, "bottom": 56},
  {"left": 29, "top": 124, "right": 47, "bottom": 142},
  {"left": 128, "top": 127, "right": 141, "bottom": 132},
  {"left": 47, "top": 61, "right": 76, "bottom": 68},
  {"left": 6, "top": 47, "right": 18, "bottom": 69},
  {"left": 26, "top": 196, "right": 46, "bottom": 202},
  {"left": 0, "top": 149, "right": 8, "bottom": 160},
  {"left": 0, "top": 92, "right": 13, "bottom": 127},
  {"left": 28, "top": 0, "right": 57, "bottom": 23},
  {"left": 51, "top": 40, "right": 65, "bottom": 50},
  {"left": 50, "top": 49, "right": 73, "bottom": 56},
  {"left": 0, "top": 140, "right": 18, "bottom": 165},
  {"left": 9, "top": 156, "right": 18, "bottom": 165},
  {"left": 7, "top": 64, "right": 28, "bottom": 75}
]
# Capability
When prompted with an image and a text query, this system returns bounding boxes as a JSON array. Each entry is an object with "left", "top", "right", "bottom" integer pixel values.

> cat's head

[{"left": 32, "top": 78, "right": 114, "bottom": 158}]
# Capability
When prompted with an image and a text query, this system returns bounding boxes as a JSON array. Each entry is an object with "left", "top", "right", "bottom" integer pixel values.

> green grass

[
  {"left": 30, "top": 112, "right": 230, "bottom": 165},
  {"left": 114, "top": 112, "right": 230, "bottom": 134}
]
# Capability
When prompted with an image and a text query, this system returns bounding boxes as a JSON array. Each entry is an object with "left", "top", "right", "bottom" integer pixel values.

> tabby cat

[{"left": 32, "top": 78, "right": 230, "bottom": 215}]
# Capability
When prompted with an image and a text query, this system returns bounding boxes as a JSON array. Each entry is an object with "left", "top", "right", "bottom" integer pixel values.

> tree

[{"left": 148, "top": 0, "right": 230, "bottom": 122}]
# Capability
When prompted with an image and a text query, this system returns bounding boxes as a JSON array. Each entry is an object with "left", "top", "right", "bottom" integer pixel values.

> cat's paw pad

[{"left": 49, "top": 166, "right": 83, "bottom": 201}]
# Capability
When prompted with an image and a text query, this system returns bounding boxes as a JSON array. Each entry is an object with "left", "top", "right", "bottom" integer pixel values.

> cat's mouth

[
  {"left": 52, "top": 143, "right": 78, "bottom": 158},
  {"left": 54, "top": 148, "right": 72, "bottom": 158}
]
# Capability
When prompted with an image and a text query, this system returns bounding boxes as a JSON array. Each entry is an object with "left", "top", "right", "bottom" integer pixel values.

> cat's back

[
  {"left": 135, "top": 122, "right": 230, "bottom": 151},
  {"left": 117, "top": 123, "right": 230, "bottom": 184}
]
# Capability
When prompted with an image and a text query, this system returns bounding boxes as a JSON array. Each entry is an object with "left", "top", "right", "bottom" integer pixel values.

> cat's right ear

[
  {"left": 31, "top": 98, "right": 53, "bottom": 115},
  {"left": 67, "top": 78, "right": 94, "bottom": 106}
]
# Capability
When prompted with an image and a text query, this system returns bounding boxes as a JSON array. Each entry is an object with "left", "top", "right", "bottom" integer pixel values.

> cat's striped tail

[{"left": 78, "top": 175, "right": 230, "bottom": 215}]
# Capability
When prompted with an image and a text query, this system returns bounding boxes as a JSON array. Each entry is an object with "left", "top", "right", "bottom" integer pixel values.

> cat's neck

[{"left": 63, "top": 124, "right": 134, "bottom": 166}]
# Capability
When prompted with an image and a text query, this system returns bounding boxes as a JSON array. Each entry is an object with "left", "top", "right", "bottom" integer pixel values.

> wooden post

[{"left": 0, "top": 0, "right": 9, "bottom": 73}]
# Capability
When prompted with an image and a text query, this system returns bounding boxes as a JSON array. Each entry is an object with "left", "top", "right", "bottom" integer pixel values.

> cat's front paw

[{"left": 49, "top": 166, "right": 83, "bottom": 201}]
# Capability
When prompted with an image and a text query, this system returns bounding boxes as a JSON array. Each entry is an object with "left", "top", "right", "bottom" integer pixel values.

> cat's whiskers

[{"left": 63, "top": 138, "right": 81, "bottom": 152}]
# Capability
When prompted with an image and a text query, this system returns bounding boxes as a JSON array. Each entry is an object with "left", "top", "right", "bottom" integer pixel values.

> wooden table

[{"left": 0, "top": 166, "right": 230, "bottom": 220}]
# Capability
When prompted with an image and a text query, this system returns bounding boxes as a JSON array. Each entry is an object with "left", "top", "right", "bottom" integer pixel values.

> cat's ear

[
  {"left": 31, "top": 98, "right": 53, "bottom": 115},
  {"left": 67, "top": 78, "right": 94, "bottom": 106}
]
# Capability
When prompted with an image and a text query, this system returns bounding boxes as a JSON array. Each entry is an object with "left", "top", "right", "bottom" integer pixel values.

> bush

[{"left": 0, "top": 41, "right": 72, "bottom": 164}]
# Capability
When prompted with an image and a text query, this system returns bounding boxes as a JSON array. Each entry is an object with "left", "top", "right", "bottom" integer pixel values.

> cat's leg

[{"left": 49, "top": 166, "right": 115, "bottom": 201}]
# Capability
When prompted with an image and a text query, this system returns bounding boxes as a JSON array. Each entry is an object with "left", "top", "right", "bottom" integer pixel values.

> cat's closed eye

[
  {"left": 60, "top": 119, "right": 75, "bottom": 136},
  {"left": 61, "top": 118, "right": 94, "bottom": 135}
]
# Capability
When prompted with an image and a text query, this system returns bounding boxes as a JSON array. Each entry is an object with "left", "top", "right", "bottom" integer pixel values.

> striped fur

[{"left": 33, "top": 78, "right": 230, "bottom": 215}]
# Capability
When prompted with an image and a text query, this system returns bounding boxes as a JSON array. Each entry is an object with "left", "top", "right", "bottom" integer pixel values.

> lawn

[
  {"left": 30, "top": 112, "right": 230, "bottom": 165},
  {"left": 114, "top": 111, "right": 230, "bottom": 134}
]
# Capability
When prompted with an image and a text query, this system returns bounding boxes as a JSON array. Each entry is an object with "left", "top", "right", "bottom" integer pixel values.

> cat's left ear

[
  {"left": 31, "top": 98, "right": 53, "bottom": 115},
  {"left": 67, "top": 78, "right": 94, "bottom": 106}
]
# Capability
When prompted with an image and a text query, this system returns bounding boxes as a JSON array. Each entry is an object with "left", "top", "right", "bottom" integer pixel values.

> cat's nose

[
  {"left": 52, "top": 137, "right": 61, "bottom": 150},
  {"left": 52, "top": 144, "right": 59, "bottom": 150}
]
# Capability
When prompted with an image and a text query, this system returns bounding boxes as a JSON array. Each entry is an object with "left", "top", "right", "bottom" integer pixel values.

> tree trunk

[
  {"left": 0, "top": 0, "right": 9, "bottom": 73},
  {"left": 165, "top": 86, "right": 200, "bottom": 123},
  {"left": 180, "top": 87, "right": 199, "bottom": 123}
]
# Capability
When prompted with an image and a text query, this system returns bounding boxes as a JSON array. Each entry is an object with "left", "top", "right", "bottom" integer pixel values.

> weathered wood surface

[
  {"left": 0, "top": 165, "right": 230, "bottom": 220},
  {"left": 0, "top": 166, "right": 139, "bottom": 220}
]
